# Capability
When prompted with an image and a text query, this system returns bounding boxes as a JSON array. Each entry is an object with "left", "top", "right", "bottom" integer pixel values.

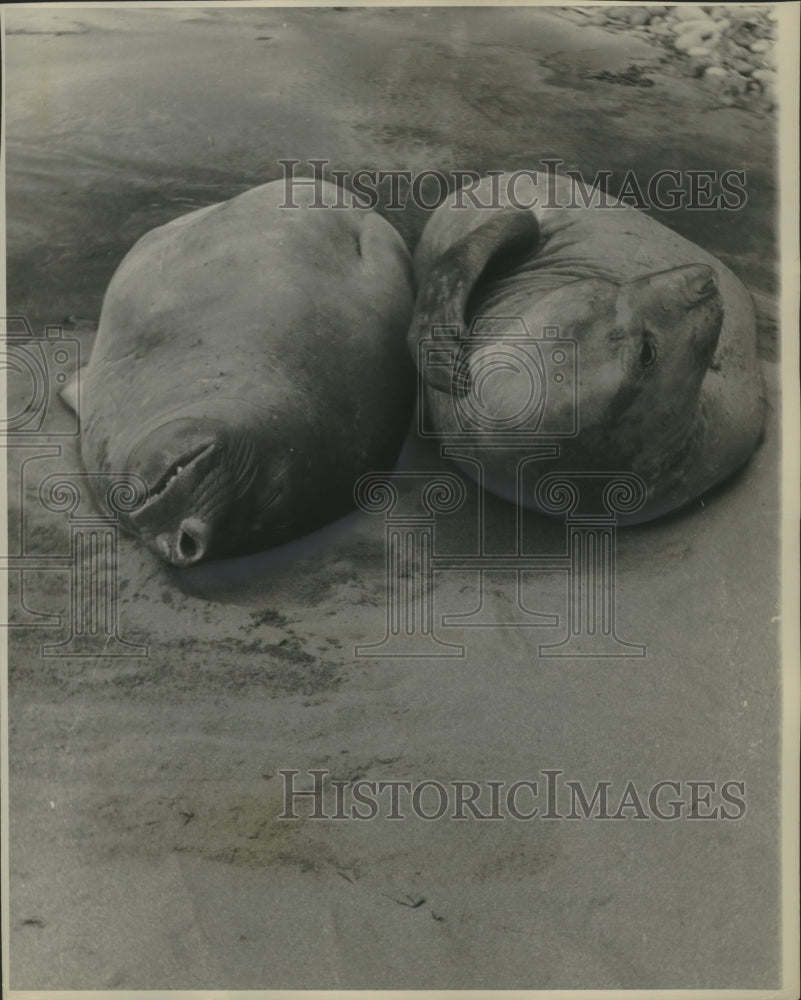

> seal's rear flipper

[
  {"left": 59, "top": 368, "right": 82, "bottom": 415},
  {"left": 408, "top": 209, "right": 540, "bottom": 394},
  {"left": 750, "top": 288, "right": 778, "bottom": 343}
]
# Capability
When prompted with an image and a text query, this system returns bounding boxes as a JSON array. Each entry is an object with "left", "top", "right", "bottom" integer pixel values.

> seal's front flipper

[
  {"left": 408, "top": 209, "right": 540, "bottom": 394},
  {"left": 59, "top": 368, "right": 83, "bottom": 415}
]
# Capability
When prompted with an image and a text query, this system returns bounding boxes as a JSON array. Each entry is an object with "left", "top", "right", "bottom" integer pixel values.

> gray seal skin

[
  {"left": 64, "top": 180, "right": 415, "bottom": 566},
  {"left": 409, "top": 171, "right": 764, "bottom": 523}
]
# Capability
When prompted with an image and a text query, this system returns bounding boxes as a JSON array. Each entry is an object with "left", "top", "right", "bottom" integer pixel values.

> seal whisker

[
  {"left": 258, "top": 486, "right": 283, "bottom": 512},
  {"left": 225, "top": 437, "right": 258, "bottom": 497},
  {"left": 234, "top": 461, "right": 259, "bottom": 500}
]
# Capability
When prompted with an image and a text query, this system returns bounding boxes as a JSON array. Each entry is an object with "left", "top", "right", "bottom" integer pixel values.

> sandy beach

[{"left": 3, "top": 4, "right": 786, "bottom": 990}]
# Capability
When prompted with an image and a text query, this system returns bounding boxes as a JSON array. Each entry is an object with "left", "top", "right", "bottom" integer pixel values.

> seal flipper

[
  {"left": 749, "top": 288, "right": 777, "bottom": 345},
  {"left": 58, "top": 368, "right": 82, "bottom": 415},
  {"left": 408, "top": 209, "right": 540, "bottom": 393}
]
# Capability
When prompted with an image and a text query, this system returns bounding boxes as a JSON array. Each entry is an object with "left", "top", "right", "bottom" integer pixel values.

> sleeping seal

[
  {"left": 409, "top": 171, "right": 764, "bottom": 522},
  {"left": 63, "top": 180, "right": 415, "bottom": 565}
]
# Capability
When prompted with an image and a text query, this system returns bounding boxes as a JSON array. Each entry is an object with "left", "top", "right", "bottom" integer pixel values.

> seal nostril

[
  {"left": 178, "top": 529, "right": 198, "bottom": 562},
  {"left": 686, "top": 267, "right": 718, "bottom": 302}
]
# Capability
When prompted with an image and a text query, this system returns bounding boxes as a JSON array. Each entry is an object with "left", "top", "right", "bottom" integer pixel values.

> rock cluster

[{"left": 581, "top": 5, "right": 778, "bottom": 109}]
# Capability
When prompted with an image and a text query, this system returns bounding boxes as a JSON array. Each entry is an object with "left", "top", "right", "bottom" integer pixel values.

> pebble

[
  {"left": 726, "top": 74, "right": 750, "bottom": 94},
  {"left": 729, "top": 58, "right": 754, "bottom": 76},
  {"left": 752, "top": 68, "right": 777, "bottom": 88},
  {"left": 627, "top": 9, "right": 651, "bottom": 27},
  {"left": 674, "top": 18, "right": 719, "bottom": 36},
  {"left": 672, "top": 6, "right": 711, "bottom": 22},
  {"left": 674, "top": 29, "right": 715, "bottom": 52},
  {"left": 581, "top": 2, "right": 777, "bottom": 110},
  {"left": 604, "top": 6, "right": 633, "bottom": 20},
  {"left": 686, "top": 49, "right": 715, "bottom": 76},
  {"left": 673, "top": 33, "right": 699, "bottom": 52}
]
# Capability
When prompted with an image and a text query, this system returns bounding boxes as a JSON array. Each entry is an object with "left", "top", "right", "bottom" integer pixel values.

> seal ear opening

[
  {"left": 408, "top": 209, "right": 541, "bottom": 395},
  {"left": 58, "top": 368, "right": 82, "bottom": 415}
]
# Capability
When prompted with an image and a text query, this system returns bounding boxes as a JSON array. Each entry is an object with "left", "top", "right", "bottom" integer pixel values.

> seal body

[
  {"left": 409, "top": 171, "right": 763, "bottom": 522},
  {"left": 67, "top": 180, "right": 415, "bottom": 565}
]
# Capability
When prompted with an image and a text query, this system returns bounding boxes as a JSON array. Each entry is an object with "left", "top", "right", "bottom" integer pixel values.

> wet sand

[{"left": 4, "top": 5, "right": 782, "bottom": 990}]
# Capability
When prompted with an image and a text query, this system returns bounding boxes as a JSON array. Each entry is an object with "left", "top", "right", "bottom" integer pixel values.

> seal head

[{"left": 66, "top": 180, "right": 415, "bottom": 565}]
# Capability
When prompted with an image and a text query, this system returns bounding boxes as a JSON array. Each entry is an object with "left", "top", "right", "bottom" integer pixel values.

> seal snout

[
  {"left": 679, "top": 264, "right": 719, "bottom": 304},
  {"left": 679, "top": 265, "right": 724, "bottom": 366},
  {"left": 126, "top": 417, "right": 233, "bottom": 566}
]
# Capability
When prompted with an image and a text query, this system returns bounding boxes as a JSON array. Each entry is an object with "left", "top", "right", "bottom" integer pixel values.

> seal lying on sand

[
  {"left": 63, "top": 180, "right": 415, "bottom": 566},
  {"left": 409, "top": 171, "right": 764, "bottom": 522}
]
